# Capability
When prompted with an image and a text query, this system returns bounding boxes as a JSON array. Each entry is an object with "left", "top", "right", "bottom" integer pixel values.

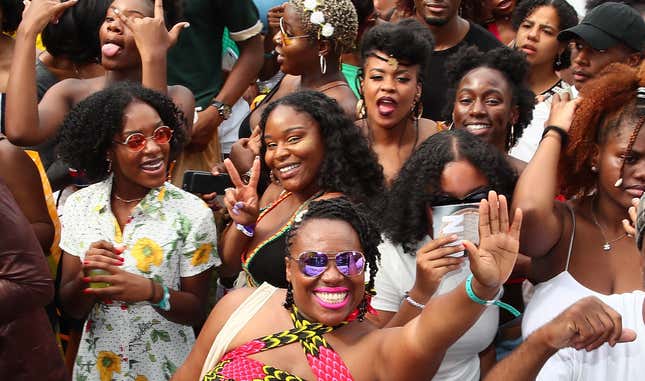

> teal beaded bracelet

[{"left": 465, "top": 274, "right": 520, "bottom": 317}]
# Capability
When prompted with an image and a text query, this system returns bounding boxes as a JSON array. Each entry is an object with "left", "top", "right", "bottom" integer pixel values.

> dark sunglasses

[
  {"left": 429, "top": 188, "right": 492, "bottom": 206},
  {"left": 113, "top": 126, "right": 173, "bottom": 152},
  {"left": 289, "top": 250, "right": 366, "bottom": 278}
]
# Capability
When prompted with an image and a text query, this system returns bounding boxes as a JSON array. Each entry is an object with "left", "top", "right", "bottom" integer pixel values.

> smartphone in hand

[
  {"left": 432, "top": 203, "right": 480, "bottom": 257},
  {"left": 182, "top": 171, "right": 234, "bottom": 194}
]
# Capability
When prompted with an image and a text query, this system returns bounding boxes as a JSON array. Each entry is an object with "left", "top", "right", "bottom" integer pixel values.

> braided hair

[
  {"left": 559, "top": 62, "right": 645, "bottom": 198},
  {"left": 284, "top": 197, "right": 382, "bottom": 320}
]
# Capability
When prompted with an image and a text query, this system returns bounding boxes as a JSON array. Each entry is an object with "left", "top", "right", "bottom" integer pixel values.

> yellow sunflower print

[
  {"left": 191, "top": 243, "right": 212, "bottom": 266},
  {"left": 131, "top": 238, "right": 163, "bottom": 272},
  {"left": 135, "top": 375, "right": 149, "bottom": 381},
  {"left": 96, "top": 351, "right": 121, "bottom": 381}
]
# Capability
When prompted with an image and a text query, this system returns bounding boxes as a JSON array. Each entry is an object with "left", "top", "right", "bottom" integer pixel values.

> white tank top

[{"left": 522, "top": 204, "right": 645, "bottom": 380}]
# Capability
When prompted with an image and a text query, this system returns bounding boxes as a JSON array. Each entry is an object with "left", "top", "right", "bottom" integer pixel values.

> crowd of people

[{"left": 2, "top": 0, "right": 645, "bottom": 380}]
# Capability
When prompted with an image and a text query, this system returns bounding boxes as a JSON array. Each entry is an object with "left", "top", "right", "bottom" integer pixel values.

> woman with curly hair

[
  {"left": 57, "top": 83, "right": 219, "bottom": 381},
  {"left": 446, "top": 45, "right": 536, "bottom": 170},
  {"left": 514, "top": 62, "right": 645, "bottom": 379},
  {"left": 372, "top": 129, "right": 518, "bottom": 380},
  {"left": 356, "top": 19, "right": 439, "bottom": 183},
  {"left": 509, "top": 0, "right": 578, "bottom": 162},
  {"left": 174, "top": 194, "right": 523, "bottom": 381},
  {"left": 218, "top": 90, "right": 384, "bottom": 289}
]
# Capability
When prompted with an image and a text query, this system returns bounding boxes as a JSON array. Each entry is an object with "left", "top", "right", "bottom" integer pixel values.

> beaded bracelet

[
  {"left": 541, "top": 125, "right": 569, "bottom": 146},
  {"left": 465, "top": 274, "right": 520, "bottom": 317},
  {"left": 236, "top": 223, "right": 255, "bottom": 237},
  {"left": 403, "top": 291, "right": 425, "bottom": 309}
]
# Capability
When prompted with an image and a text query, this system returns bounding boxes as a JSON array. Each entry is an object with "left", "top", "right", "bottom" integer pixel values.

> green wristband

[{"left": 465, "top": 274, "right": 520, "bottom": 317}]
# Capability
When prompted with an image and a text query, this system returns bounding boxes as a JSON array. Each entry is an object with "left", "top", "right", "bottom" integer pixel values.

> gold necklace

[{"left": 113, "top": 194, "right": 144, "bottom": 204}]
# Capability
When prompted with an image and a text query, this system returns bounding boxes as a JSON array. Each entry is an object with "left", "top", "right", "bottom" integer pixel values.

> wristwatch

[{"left": 211, "top": 100, "right": 232, "bottom": 120}]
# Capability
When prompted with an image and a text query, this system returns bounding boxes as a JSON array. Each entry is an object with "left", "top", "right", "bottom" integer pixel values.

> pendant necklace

[{"left": 590, "top": 198, "right": 627, "bottom": 251}]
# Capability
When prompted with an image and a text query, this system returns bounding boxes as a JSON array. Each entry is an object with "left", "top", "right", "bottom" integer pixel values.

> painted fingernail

[
  {"left": 118, "top": 256, "right": 125, "bottom": 262},
  {"left": 234, "top": 201, "right": 244, "bottom": 209},
  {"left": 82, "top": 277, "right": 90, "bottom": 282},
  {"left": 82, "top": 288, "right": 92, "bottom": 294},
  {"left": 83, "top": 260, "right": 89, "bottom": 265}
]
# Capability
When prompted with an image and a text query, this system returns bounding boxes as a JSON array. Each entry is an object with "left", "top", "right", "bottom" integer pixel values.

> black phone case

[{"left": 182, "top": 171, "right": 233, "bottom": 194}]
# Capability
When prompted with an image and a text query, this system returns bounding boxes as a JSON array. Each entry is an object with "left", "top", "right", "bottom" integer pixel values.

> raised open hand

[
  {"left": 20, "top": 0, "right": 78, "bottom": 35},
  {"left": 222, "top": 156, "right": 261, "bottom": 226},
  {"left": 113, "top": 0, "right": 188, "bottom": 59},
  {"left": 622, "top": 197, "right": 639, "bottom": 237},
  {"left": 465, "top": 191, "right": 522, "bottom": 290}
]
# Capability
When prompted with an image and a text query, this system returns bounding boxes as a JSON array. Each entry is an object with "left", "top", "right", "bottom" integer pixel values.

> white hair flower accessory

[
  {"left": 294, "top": 209, "right": 308, "bottom": 224},
  {"left": 303, "top": 0, "right": 318, "bottom": 11},
  {"left": 310, "top": 10, "right": 325, "bottom": 25},
  {"left": 321, "top": 23, "right": 334, "bottom": 38}
]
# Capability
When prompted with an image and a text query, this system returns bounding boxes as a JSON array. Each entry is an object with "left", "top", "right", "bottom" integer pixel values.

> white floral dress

[{"left": 60, "top": 176, "right": 220, "bottom": 381}]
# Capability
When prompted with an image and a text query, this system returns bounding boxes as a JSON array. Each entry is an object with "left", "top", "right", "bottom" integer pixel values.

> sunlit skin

[
  {"left": 109, "top": 101, "right": 170, "bottom": 201},
  {"left": 285, "top": 218, "right": 366, "bottom": 327},
  {"left": 452, "top": 67, "right": 518, "bottom": 152},
  {"left": 263, "top": 105, "right": 325, "bottom": 201}
]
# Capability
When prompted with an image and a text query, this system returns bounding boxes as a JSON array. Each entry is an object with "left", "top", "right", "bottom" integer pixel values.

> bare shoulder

[
  {"left": 417, "top": 118, "right": 439, "bottom": 143},
  {"left": 325, "top": 86, "right": 357, "bottom": 119}
]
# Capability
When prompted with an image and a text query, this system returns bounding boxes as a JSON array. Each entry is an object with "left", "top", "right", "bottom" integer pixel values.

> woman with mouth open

[
  {"left": 218, "top": 91, "right": 384, "bottom": 289},
  {"left": 445, "top": 45, "right": 536, "bottom": 173},
  {"left": 513, "top": 62, "right": 645, "bottom": 378},
  {"left": 356, "top": 19, "right": 439, "bottom": 184},
  {"left": 56, "top": 83, "right": 219, "bottom": 381},
  {"left": 508, "top": 0, "right": 578, "bottom": 163},
  {"left": 4, "top": 0, "right": 193, "bottom": 152},
  {"left": 172, "top": 194, "right": 524, "bottom": 381}
]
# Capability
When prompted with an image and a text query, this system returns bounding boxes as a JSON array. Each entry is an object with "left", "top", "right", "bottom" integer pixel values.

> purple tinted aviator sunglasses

[{"left": 290, "top": 251, "right": 366, "bottom": 277}]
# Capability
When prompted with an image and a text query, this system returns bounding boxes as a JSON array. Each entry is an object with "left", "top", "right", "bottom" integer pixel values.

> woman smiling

[
  {"left": 219, "top": 91, "right": 384, "bottom": 289},
  {"left": 56, "top": 83, "right": 218, "bottom": 381},
  {"left": 446, "top": 46, "right": 535, "bottom": 171},
  {"left": 173, "top": 195, "right": 524, "bottom": 381}
]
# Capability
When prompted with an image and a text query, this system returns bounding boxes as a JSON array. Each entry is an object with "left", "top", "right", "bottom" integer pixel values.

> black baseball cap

[{"left": 558, "top": 2, "right": 645, "bottom": 52}]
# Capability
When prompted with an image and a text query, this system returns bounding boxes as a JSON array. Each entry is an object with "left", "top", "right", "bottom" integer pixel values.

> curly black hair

[
  {"left": 57, "top": 82, "right": 187, "bottom": 182},
  {"left": 259, "top": 90, "right": 385, "bottom": 204},
  {"left": 359, "top": 19, "right": 435, "bottom": 86},
  {"left": 512, "top": 0, "right": 578, "bottom": 71},
  {"left": 285, "top": 197, "right": 382, "bottom": 320},
  {"left": 445, "top": 45, "right": 536, "bottom": 151},
  {"left": 1, "top": 0, "right": 24, "bottom": 33},
  {"left": 381, "top": 129, "right": 517, "bottom": 253},
  {"left": 42, "top": 0, "right": 110, "bottom": 64}
]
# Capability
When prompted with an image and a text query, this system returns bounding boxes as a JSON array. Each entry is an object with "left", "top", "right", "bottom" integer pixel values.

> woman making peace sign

[{"left": 218, "top": 91, "right": 384, "bottom": 288}]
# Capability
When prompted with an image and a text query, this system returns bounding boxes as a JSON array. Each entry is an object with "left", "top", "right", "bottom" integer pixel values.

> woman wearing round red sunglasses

[
  {"left": 174, "top": 193, "right": 523, "bottom": 380},
  {"left": 56, "top": 83, "right": 219, "bottom": 381}
]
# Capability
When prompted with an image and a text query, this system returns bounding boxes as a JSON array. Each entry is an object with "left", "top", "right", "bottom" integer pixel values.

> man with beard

[{"left": 398, "top": 0, "right": 502, "bottom": 121}]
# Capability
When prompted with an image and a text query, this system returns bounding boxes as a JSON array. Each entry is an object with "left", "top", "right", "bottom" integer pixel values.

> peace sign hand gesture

[
  {"left": 113, "top": 0, "right": 188, "bottom": 59},
  {"left": 465, "top": 191, "right": 523, "bottom": 291},
  {"left": 223, "top": 157, "right": 261, "bottom": 226}
]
